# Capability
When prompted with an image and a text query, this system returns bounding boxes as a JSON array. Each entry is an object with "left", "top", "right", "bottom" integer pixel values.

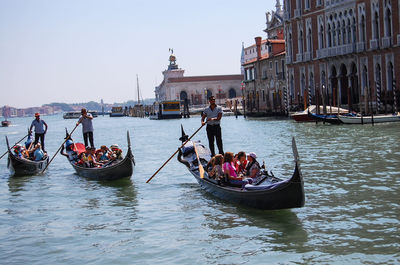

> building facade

[
  {"left": 155, "top": 54, "right": 243, "bottom": 106},
  {"left": 284, "top": 0, "right": 400, "bottom": 113},
  {"left": 242, "top": 1, "right": 287, "bottom": 115}
]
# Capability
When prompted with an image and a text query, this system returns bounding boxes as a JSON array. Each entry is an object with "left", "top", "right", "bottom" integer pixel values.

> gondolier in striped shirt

[
  {"left": 76, "top": 108, "right": 95, "bottom": 148},
  {"left": 29, "top": 112, "right": 48, "bottom": 152},
  {"left": 201, "top": 96, "right": 224, "bottom": 157}
]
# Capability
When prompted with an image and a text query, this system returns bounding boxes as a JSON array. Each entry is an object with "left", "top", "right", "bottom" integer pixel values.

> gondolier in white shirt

[
  {"left": 29, "top": 112, "right": 48, "bottom": 152},
  {"left": 201, "top": 96, "right": 224, "bottom": 157},
  {"left": 76, "top": 108, "right": 95, "bottom": 148}
]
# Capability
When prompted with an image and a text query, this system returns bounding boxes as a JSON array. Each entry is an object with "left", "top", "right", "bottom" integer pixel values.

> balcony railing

[
  {"left": 296, "top": 53, "right": 303, "bottom": 62},
  {"left": 304, "top": 51, "right": 311, "bottom": 61},
  {"left": 294, "top": 9, "right": 302, "bottom": 18},
  {"left": 356, "top": 42, "right": 366, "bottom": 52},
  {"left": 370, "top": 39, "right": 379, "bottom": 50},
  {"left": 381, "top": 37, "right": 392, "bottom": 48}
]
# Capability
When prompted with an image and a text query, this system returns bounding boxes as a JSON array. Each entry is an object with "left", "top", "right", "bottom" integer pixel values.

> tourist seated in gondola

[
  {"left": 76, "top": 152, "right": 89, "bottom": 167},
  {"left": 208, "top": 154, "right": 224, "bottom": 180},
  {"left": 96, "top": 145, "right": 110, "bottom": 162},
  {"left": 109, "top": 144, "right": 123, "bottom": 161},
  {"left": 32, "top": 143, "right": 45, "bottom": 161},
  {"left": 61, "top": 140, "right": 78, "bottom": 162},
  {"left": 87, "top": 147, "right": 103, "bottom": 168},
  {"left": 235, "top": 151, "right": 248, "bottom": 176},
  {"left": 245, "top": 152, "right": 261, "bottom": 179},
  {"left": 223, "top": 152, "right": 249, "bottom": 188}
]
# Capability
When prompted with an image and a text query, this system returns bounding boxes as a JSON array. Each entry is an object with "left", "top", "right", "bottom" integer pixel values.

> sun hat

[
  {"left": 110, "top": 144, "right": 119, "bottom": 149},
  {"left": 247, "top": 152, "right": 257, "bottom": 159},
  {"left": 35, "top": 112, "right": 40, "bottom": 117}
]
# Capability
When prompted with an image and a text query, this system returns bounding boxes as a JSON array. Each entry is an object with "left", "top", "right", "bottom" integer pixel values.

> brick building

[
  {"left": 284, "top": 0, "right": 400, "bottom": 113},
  {"left": 242, "top": 1, "right": 287, "bottom": 115}
]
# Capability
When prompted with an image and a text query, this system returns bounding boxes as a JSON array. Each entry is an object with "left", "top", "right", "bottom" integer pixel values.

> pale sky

[{"left": 0, "top": 0, "right": 275, "bottom": 108}]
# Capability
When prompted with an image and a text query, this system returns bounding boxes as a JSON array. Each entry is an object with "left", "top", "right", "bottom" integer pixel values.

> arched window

[
  {"left": 352, "top": 17, "right": 357, "bottom": 43},
  {"left": 385, "top": 8, "right": 392, "bottom": 37},
  {"left": 228, "top": 88, "right": 237, "bottom": 98},
  {"left": 299, "top": 29, "right": 304, "bottom": 53},
  {"left": 373, "top": 12, "right": 379, "bottom": 39},
  {"left": 362, "top": 65, "right": 367, "bottom": 96},
  {"left": 387, "top": 62, "right": 393, "bottom": 91},
  {"left": 180, "top": 91, "right": 188, "bottom": 100},
  {"left": 361, "top": 15, "right": 366, "bottom": 42},
  {"left": 327, "top": 24, "right": 332, "bottom": 47},
  {"left": 307, "top": 27, "right": 312, "bottom": 52},
  {"left": 319, "top": 25, "right": 324, "bottom": 49}
]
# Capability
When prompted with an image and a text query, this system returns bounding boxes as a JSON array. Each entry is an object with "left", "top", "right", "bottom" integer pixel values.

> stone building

[
  {"left": 284, "top": 0, "right": 400, "bottom": 113},
  {"left": 242, "top": 0, "right": 287, "bottom": 115},
  {"left": 155, "top": 53, "right": 243, "bottom": 106}
]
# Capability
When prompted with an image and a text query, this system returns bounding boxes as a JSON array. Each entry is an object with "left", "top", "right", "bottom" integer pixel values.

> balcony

[
  {"left": 370, "top": 39, "right": 379, "bottom": 50},
  {"left": 296, "top": 53, "right": 303, "bottom": 62},
  {"left": 381, "top": 37, "right": 392, "bottom": 48},
  {"left": 286, "top": 56, "right": 293, "bottom": 64},
  {"left": 294, "top": 9, "right": 302, "bottom": 18},
  {"left": 283, "top": 11, "right": 290, "bottom": 21},
  {"left": 356, "top": 42, "right": 366, "bottom": 52},
  {"left": 304, "top": 51, "right": 311, "bottom": 61}
]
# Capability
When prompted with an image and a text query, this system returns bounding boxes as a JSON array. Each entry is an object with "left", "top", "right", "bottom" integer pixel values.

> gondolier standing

[
  {"left": 29, "top": 112, "right": 48, "bottom": 152},
  {"left": 201, "top": 95, "right": 224, "bottom": 157},
  {"left": 76, "top": 108, "right": 95, "bottom": 148}
]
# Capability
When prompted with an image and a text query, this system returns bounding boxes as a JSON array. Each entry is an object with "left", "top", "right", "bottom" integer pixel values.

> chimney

[{"left": 255, "top": 36, "right": 262, "bottom": 60}]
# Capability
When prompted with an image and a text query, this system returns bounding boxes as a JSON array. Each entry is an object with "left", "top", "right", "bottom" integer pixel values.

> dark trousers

[
  {"left": 34, "top": 133, "right": 45, "bottom": 151},
  {"left": 206, "top": 124, "right": 224, "bottom": 157},
  {"left": 83, "top": 132, "right": 94, "bottom": 148}
]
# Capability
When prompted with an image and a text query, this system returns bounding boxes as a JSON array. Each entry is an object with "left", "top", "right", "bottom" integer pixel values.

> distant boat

[
  {"left": 2, "top": 106, "right": 11, "bottom": 126},
  {"left": 338, "top": 113, "right": 400, "bottom": 124},
  {"left": 1, "top": 120, "right": 11, "bottom": 127},
  {"left": 149, "top": 101, "right": 182, "bottom": 120},
  {"left": 291, "top": 105, "right": 348, "bottom": 122},
  {"left": 110, "top": 107, "right": 125, "bottom": 117},
  {"left": 63, "top": 111, "right": 98, "bottom": 119}
]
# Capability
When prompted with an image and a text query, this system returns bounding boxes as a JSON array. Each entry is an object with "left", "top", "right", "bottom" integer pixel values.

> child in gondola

[{"left": 208, "top": 154, "right": 224, "bottom": 180}]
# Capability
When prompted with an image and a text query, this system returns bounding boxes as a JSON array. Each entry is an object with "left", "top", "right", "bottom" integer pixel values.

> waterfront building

[
  {"left": 284, "top": 0, "right": 400, "bottom": 113},
  {"left": 242, "top": 0, "right": 287, "bottom": 115},
  {"left": 155, "top": 53, "right": 243, "bottom": 106}
]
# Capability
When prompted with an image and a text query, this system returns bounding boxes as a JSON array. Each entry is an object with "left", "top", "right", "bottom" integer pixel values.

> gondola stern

[{"left": 179, "top": 124, "right": 189, "bottom": 143}]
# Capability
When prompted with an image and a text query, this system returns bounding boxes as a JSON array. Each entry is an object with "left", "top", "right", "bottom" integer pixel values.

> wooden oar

[
  {"left": 41, "top": 123, "right": 79, "bottom": 173},
  {"left": 0, "top": 134, "right": 29, "bottom": 160},
  {"left": 193, "top": 143, "right": 205, "bottom": 179},
  {"left": 146, "top": 123, "right": 205, "bottom": 183}
]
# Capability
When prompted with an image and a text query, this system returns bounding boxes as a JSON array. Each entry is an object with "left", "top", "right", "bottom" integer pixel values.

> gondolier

[
  {"left": 76, "top": 108, "right": 95, "bottom": 148},
  {"left": 29, "top": 112, "right": 48, "bottom": 152},
  {"left": 201, "top": 96, "right": 224, "bottom": 157}
]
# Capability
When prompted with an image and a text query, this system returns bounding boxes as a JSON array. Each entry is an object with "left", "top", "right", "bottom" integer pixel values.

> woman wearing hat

[
  {"left": 29, "top": 112, "right": 48, "bottom": 152},
  {"left": 245, "top": 152, "right": 261, "bottom": 179}
]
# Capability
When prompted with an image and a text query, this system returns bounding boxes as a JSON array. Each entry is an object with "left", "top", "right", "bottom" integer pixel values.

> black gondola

[
  {"left": 177, "top": 128, "right": 305, "bottom": 210},
  {"left": 6, "top": 136, "right": 49, "bottom": 176},
  {"left": 66, "top": 131, "right": 135, "bottom": 181},
  {"left": 307, "top": 111, "right": 342, "bottom": 124}
]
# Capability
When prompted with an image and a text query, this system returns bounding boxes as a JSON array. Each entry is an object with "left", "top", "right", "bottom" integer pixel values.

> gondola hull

[
  {"left": 6, "top": 137, "right": 49, "bottom": 176},
  {"left": 178, "top": 139, "right": 305, "bottom": 210},
  {"left": 69, "top": 148, "right": 134, "bottom": 181},
  {"left": 66, "top": 131, "right": 135, "bottom": 181},
  {"left": 189, "top": 163, "right": 304, "bottom": 210}
]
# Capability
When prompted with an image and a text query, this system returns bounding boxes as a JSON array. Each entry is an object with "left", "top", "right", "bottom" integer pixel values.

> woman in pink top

[{"left": 223, "top": 152, "right": 249, "bottom": 188}]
